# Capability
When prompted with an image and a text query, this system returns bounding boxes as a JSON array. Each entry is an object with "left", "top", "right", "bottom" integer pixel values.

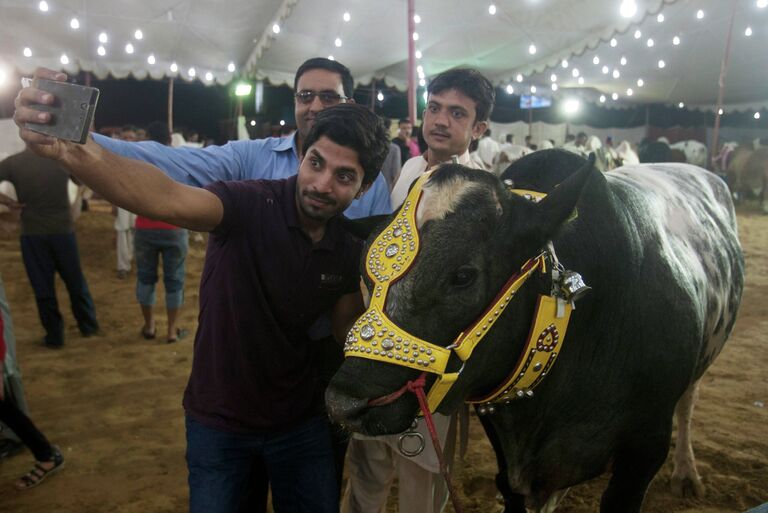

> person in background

[
  {"left": 357, "top": 67, "right": 495, "bottom": 513},
  {"left": 406, "top": 125, "right": 422, "bottom": 159},
  {"left": 0, "top": 151, "right": 99, "bottom": 348},
  {"left": 15, "top": 58, "right": 391, "bottom": 511},
  {"left": 474, "top": 128, "right": 501, "bottom": 171},
  {"left": 114, "top": 126, "right": 139, "bottom": 279},
  {"left": 0, "top": 271, "right": 30, "bottom": 460},
  {"left": 524, "top": 134, "right": 534, "bottom": 149},
  {"left": 392, "top": 118, "right": 414, "bottom": 167},
  {"left": 134, "top": 121, "right": 189, "bottom": 343},
  {"left": 0, "top": 296, "right": 65, "bottom": 490},
  {"left": 502, "top": 133, "right": 515, "bottom": 147},
  {"left": 378, "top": 143, "right": 401, "bottom": 193},
  {"left": 15, "top": 95, "right": 388, "bottom": 512}
]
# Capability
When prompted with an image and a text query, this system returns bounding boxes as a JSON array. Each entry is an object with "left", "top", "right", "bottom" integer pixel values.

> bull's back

[{"left": 605, "top": 164, "right": 744, "bottom": 377}]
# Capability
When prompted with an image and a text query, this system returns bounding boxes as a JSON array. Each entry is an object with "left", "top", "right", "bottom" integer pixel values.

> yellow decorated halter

[{"left": 344, "top": 170, "right": 580, "bottom": 414}]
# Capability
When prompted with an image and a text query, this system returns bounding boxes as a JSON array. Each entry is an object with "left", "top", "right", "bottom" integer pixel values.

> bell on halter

[{"left": 559, "top": 270, "right": 591, "bottom": 302}]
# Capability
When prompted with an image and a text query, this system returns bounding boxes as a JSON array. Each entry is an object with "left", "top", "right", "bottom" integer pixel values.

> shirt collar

[
  {"left": 422, "top": 148, "right": 473, "bottom": 168},
  {"left": 273, "top": 132, "right": 300, "bottom": 159}
]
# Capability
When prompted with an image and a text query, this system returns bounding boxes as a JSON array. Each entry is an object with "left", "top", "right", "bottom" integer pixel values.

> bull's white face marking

[
  {"left": 608, "top": 163, "right": 740, "bottom": 364},
  {"left": 416, "top": 175, "right": 501, "bottom": 229}
]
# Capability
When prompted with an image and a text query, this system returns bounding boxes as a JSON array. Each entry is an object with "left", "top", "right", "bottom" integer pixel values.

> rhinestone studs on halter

[{"left": 360, "top": 324, "right": 375, "bottom": 340}]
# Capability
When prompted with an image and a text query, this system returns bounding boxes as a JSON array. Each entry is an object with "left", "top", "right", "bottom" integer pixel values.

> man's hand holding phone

[{"left": 13, "top": 67, "right": 99, "bottom": 161}]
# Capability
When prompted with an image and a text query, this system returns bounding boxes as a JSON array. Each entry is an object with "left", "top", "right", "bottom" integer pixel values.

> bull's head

[{"left": 326, "top": 157, "right": 596, "bottom": 435}]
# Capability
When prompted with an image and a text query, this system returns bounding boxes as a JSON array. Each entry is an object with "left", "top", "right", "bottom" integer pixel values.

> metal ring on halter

[{"left": 397, "top": 430, "right": 425, "bottom": 457}]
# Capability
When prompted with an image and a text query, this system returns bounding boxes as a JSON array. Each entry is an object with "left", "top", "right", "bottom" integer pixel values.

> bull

[{"left": 326, "top": 150, "right": 744, "bottom": 513}]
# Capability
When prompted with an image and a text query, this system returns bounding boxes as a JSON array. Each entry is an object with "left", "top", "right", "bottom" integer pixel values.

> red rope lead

[
  {"left": 407, "top": 373, "right": 465, "bottom": 513},
  {"left": 366, "top": 373, "right": 465, "bottom": 513}
]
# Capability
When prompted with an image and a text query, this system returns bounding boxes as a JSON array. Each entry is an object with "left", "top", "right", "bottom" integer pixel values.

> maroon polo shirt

[{"left": 183, "top": 176, "right": 362, "bottom": 433}]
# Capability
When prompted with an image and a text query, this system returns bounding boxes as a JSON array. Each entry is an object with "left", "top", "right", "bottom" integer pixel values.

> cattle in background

[
  {"left": 727, "top": 145, "right": 768, "bottom": 212},
  {"left": 327, "top": 150, "right": 744, "bottom": 513},
  {"left": 671, "top": 140, "right": 708, "bottom": 168},
  {"left": 713, "top": 142, "right": 739, "bottom": 177},
  {"left": 493, "top": 144, "right": 534, "bottom": 176},
  {"left": 584, "top": 135, "right": 620, "bottom": 172},
  {"left": 616, "top": 140, "right": 640, "bottom": 165}
]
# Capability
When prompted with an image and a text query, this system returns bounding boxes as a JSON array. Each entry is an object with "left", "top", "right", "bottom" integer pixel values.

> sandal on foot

[
  {"left": 141, "top": 328, "right": 156, "bottom": 340},
  {"left": 166, "top": 328, "right": 188, "bottom": 344},
  {"left": 15, "top": 446, "right": 64, "bottom": 490}
]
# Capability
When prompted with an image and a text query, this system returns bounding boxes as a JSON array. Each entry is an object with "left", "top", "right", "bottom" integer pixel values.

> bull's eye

[{"left": 450, "top": 267, "right": 478, "bottom": 288}]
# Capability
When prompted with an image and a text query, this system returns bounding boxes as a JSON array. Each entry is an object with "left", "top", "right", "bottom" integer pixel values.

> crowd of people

[{"left": 0, "top": 54, "right": 688, "bottom": 512}]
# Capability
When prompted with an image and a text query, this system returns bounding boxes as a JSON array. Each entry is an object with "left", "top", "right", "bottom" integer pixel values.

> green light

[{"left": 235, "top": 82, "right": 252, "bottom": 97}]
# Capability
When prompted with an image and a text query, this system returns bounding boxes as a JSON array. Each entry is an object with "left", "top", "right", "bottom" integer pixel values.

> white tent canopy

[{"left": 1, "top": 0, "right": 766, "bottom": 113}]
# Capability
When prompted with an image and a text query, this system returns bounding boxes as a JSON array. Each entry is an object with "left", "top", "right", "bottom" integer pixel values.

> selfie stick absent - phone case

[{"left": 24, "top": 79, "right": 100, "bottom": 144}]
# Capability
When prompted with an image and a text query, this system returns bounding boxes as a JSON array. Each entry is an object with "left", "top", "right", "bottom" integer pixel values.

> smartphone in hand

[{"left": 23, "top": 79, "right": 100, "bottom": 144}]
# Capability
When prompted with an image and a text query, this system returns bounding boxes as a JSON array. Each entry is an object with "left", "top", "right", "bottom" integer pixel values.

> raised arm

[
  {"left": 50, "top": 137, "right": 222, "bottom": 232},
  {"left": 92, "top": 134, "right": 248, "bottom": 187},
  {"left": 14, "top": 68, "right": 252, "bottom": 187}
]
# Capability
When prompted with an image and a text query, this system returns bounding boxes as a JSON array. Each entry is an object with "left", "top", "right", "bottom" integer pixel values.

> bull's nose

[{"left": 325, "top": 387, "right": 368, "bottom": 425}]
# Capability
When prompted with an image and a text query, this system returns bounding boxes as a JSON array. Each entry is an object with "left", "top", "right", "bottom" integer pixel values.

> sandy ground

[{"left": 0, "top": 202, "right": 765, "bottom": 513}]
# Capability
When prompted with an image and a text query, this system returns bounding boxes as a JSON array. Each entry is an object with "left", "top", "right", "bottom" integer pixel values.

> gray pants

[{"left": 0, "top": 272, "right": 29, "bottom": 442}]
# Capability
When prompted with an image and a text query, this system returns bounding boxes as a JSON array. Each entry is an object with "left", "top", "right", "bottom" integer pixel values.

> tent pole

[
  {"left": 645, "top": 105, "right": 650, "bottom": 140},
  {"left": 528, "top": 106, "right": 532, "bottom": 137},
  {"left": 168, "top": 78, "right": 174, "bottom": 134},
  {"left": 407, "top": 0, "right": 416, "bottom": 124},
  {"left": 370, "top": 82, "right": 376, "bottom": 112},
  {"left": 711, "top": 0, "right": 738, "bottom": 165}
]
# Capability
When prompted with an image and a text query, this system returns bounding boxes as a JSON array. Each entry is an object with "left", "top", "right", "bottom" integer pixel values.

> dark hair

[
  {"left": 302, "top": 104, "right": 389, "bottom": 185},
  {"left": 427, "top": 68, "right": 495, "bottom": 122},
  {"left": 146, "top": 121, "right": 171, "bottom": 145},
  {"left": 294, "top": 58, "right": 354, "bottom": 98},
  {"left": 398, "top": 118, "right": 411, "bottom": 125}
]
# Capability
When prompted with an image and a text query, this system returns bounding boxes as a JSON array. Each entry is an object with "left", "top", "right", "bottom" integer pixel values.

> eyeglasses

[{"left": 295, "top": 90, "right": 348, "bottom": 105}]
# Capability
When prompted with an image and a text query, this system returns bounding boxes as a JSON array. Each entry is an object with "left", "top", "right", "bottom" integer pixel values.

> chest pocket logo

[{"left": 320, "top": 273, "right": 344, "bottom": 289}]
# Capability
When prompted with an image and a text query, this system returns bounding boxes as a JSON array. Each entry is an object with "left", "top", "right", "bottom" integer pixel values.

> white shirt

[
  {"left": 476, "top": 136, "right": 501, "bottom": 170},
  {"left": 390, "top": 150, "right": 478, "bottom": 210}
]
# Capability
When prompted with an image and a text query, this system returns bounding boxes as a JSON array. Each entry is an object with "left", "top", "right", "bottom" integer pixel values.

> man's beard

[{"left": 297, "top": 190, "right": 337, "bottom": 222}]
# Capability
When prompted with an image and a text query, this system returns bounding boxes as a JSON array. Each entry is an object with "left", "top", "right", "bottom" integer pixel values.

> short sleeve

[{"left": 204, "top": 180, "right": 264, "bottom": 238}]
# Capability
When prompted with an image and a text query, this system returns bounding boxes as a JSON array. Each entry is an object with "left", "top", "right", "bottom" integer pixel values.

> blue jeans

[
  {"left": 20, "top": 233, "right": 98, "bottom": 345},
  {"left": 185, "top": 415, "right": 339, "bottom": 513},
  {"left": 134, "top": 229, "right": 187, "bottom": 309}
]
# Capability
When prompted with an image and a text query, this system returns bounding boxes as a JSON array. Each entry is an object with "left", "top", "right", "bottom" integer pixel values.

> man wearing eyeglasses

[{"left": 77, "top": 58, "right": 392, "bottom": 220}]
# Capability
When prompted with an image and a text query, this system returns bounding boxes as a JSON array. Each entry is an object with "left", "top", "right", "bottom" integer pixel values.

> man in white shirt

[
  {"left": 390, "top": 69, "right": 494, "bottom": 209},
  {"left": 346, "top": 68, "right": 495, "bottom": 513},
  {"left": 474, "top": 129, "right": 501, "bottom": 172}
]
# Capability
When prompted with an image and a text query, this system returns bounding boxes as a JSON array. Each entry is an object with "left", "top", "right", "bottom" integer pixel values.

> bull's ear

[
  {"left": 523, "top": 153, "right": 596, "bottom": 245},
  {"left": 338, "top": 214, "right": 391, "bottom": 240}
]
